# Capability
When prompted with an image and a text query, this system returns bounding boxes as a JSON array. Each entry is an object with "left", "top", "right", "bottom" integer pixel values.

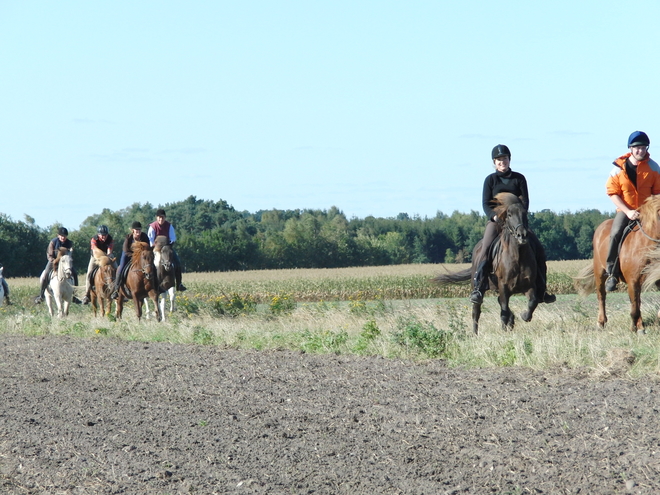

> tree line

[{"left": 0, "top": 196, "right": 612, "bottom": 278}]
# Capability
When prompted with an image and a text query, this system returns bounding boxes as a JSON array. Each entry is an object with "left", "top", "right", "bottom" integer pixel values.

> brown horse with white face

[
  {"left": 576, "top": 195, "right": 660, "bottom": 333},
  {"left": 116, "top": 241, "right": 161, "bottom": 322},
  {"left": 89, "top": 249, "right": 116, "bottom": 317},
  {"left": 435, "top": 193, "right": 540, "bottom": 334}
]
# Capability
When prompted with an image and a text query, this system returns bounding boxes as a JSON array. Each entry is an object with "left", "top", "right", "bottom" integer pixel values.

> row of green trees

[{"left": 0, "top": 196, "right": 613, "bottom": 277}]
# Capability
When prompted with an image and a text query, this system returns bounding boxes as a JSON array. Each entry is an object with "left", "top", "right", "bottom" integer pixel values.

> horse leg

[
  {"left": 116, "top": 294, "right": 124, "bottom": 320},
  {"left": 133, "top": 296, "right": 143, "bottom": 321},
  {"left": 628, "top": 283, "right": 644, "bottom": 334},
  {"left": 169, "top": 287, "right": 176, "bottom": 313},
  {"left": 521, "top": 288, "right": 539, "bottom": 322},
  {"left": 595, "top": 264, "right": 608, "bottom": 329},
  {"left": 159, "top": 293, "right": 166, "bottom": 321},
  {"left": 471, "top": 302, "right": 481, "bottom": 335},
  {"left": 498, "top": 289, "right": 514, "bottom": 331}
]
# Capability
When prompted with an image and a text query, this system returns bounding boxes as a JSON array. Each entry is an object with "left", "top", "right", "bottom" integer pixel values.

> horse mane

[
  {"left": 92, "top": 247, "right": 112, "bottom": 267},
  {"left": 131, "top": 241, "right": 152, "bottom": 261},
  {"left": 52, "top": 247, "right": 70, "bottom": 271},
  {"left": 153, "top": 235, "right": 168, "bottom": 252},
  {"left": 491, "top": 192, "right": 523, "bottom": 221},
  {"left": 639, "top": 195, "right": 660, "bottom": 233}
]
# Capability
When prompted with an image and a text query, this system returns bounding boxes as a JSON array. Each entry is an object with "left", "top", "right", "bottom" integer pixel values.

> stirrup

[
  {"left": 469, "top": 290, "right": 483, "bottom": 304},
  {"left": 605, "top": 276, "right": 618, "bottom": 292}
]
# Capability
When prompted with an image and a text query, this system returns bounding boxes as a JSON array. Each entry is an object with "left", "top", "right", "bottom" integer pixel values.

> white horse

[
  {"left": 145, "top": 236, "right": 176, "bottom": 320},
  {"left": 45, "top": 251, "right": 75, "bottom": 317}
]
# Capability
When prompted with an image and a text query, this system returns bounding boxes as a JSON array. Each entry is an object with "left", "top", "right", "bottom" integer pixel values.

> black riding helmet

[
  {"left": 628, "top": 131, "right": 650, "bottom": 148},
  {"left": 492, "top": 144, "right": 511, "bottom": 160},
  {"left": 97, "top": 225, "right": 109, "bottom": 235}
]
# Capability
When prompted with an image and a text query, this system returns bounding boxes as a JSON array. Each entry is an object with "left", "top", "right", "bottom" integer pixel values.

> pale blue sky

[{"left": 1, "top": 1, "right": 659, "bottom": 229}]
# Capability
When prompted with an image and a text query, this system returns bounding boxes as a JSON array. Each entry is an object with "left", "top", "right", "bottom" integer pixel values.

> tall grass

[{"left": 4, "top": 260, "right": 659, "bottom": 376}]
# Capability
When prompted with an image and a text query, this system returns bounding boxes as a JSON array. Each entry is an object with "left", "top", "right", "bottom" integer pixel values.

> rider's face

[
  {"left": 156, "top": 215, "right": 165, "bottom": 225},
  {"left": 630, "top": 145, "right": 648, "bottom": 163},
  {"left": 493, "top": 156, "right": 511, "bottom": 173},
  {"left": 98, "top": 234, "right": 107, "bottom": 241},
  {"left": 58, "top": 234, "right": 67, "bottom": 243},
  {"left": 132, "top": 228, "right": 142, "bottom": 238}
]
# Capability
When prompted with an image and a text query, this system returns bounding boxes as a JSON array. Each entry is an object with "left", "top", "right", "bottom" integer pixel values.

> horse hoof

[
  {"left": 521, "top": 310, "right": 532, "bottom": 322},
  {"left": 637, "top": 329, "right": 647, "bottom": 335}
]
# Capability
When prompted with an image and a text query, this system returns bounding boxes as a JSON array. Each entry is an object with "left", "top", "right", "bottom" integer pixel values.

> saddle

[{"left": 117, "top": 261, "right": 134, "bottom": 298}]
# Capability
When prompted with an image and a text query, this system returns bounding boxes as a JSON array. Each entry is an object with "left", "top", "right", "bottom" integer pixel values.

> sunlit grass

[{"left": 3, "top": 260, "right": 659, "bottom": 377}]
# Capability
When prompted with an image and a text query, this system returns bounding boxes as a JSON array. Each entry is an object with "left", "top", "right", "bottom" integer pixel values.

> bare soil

[{"left": 1, "top": 334, "right": 660, "bottom": 494}]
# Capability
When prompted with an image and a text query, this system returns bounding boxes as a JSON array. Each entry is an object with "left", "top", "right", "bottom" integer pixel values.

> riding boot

[
  {"left": 469, "top": 260, "right": 490, "bottom": 304},
  {"left": 535, "top": 271, "right": 556, "bottom": 304},
  {"left": 34, "top": 276, "right": 49, "bottom": 304},
  {"left": 175, "top": 266, "right": 186, "bottom": 291},
  {"left": 605, "top": 261, "right": 619, "bottom": 292}
]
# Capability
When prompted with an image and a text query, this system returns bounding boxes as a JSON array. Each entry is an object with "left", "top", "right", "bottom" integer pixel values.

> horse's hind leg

[
  {"left": 628, "top": 283, "right": 645, "bottom": 334},
  {"left": 472, "top": 302, "right": 482, "bottom": 335}
]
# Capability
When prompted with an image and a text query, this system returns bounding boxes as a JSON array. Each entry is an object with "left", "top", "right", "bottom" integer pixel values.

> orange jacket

[{"left": 606, "top": 153, "right": 660, "bottom": 210}]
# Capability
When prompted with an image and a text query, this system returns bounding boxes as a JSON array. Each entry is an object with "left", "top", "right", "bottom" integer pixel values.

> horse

[
  {"left": 88, "top": 248, "right": 116, "bottom": 317},
  {"left": 45, "top": 248, "right": 75, "bottom": 318},
  {"left": 150, "top": 235, "right": 176, "bottom": 319},
  {"left": 575, "top": 195, "right": 660, "bottom": 333},
  {"left": 116, "top": 241, "right": 161, "bottom": 322},
  {"left": 434, "top": 193, "right": 540, "bottom": 334}
]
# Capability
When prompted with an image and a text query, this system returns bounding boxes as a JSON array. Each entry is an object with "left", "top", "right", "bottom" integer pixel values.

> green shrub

[{"left": 392, "top": 316, "right": 452, "bottom": 358}]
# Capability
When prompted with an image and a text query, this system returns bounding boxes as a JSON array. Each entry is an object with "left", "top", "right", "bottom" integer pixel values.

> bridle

[{"left": 632, "top": 219, "right": 660, "bottom": 243}]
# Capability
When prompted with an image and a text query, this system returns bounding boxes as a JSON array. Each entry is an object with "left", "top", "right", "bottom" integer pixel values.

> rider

[
  {"left": 0, "top": 264, "right": 11, "bottom": 305},
  {"left": 147, "top": 209, "right": 186, "bottom": 292},
  {"left": 469, "top": 145, "right": 556, "bottom": 305},
  {"left": 34, "top": 227, "right": 80, "bottom": 304},
  {"left": 81, "top": 225, "right": 116, "bottom": 305},
  {"left": 605, "top": 131, "right": 660, "bottom": 291},
  {"left": 111, "top": 221, "right": 150, "bottom": 300}
]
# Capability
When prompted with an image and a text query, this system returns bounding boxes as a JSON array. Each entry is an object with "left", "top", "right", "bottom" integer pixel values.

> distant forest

[{"left": 0, "top": 196, "right": 613, "bottom": 278}]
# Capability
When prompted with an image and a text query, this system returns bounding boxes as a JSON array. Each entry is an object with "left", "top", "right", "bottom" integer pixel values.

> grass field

[{"left": 4, "top": 259, "right": 660, "bottom": 376}]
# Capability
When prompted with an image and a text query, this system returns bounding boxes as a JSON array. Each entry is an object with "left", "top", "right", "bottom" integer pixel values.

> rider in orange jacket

[{"left": 605, "top": 131, "right": 660, "bottom": 291}]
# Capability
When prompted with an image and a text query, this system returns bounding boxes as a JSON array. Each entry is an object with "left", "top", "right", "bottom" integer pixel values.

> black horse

[{"left": 434, "top": 193, "right": 540, "bottom": 334}]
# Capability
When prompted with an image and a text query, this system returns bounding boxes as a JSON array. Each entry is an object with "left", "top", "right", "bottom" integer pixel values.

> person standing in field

[
  {"left": 147, "top": 209, "right": 186, "bottom": 292},
  {"left": 604, "top": 131, "right": 660, "bottom": 291},
  {"left": 469, "top": 144, "right": 556, "bottom": 305}
]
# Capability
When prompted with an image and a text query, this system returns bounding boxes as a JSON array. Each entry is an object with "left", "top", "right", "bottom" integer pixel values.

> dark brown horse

[
  {"left": 116, "top": 241, "right": 161, "bottom": 322},
  {"left": 575, "top": 195, "right": 660, "bottom": 333},
  {"left": 89, "top": 249, "right": 116, "bottom": 317},
  {"left": 434, "top": 193, "right": 540, "bottom": 334}
]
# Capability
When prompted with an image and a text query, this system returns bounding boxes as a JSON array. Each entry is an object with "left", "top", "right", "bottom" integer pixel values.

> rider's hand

[{"left": 626, "top": 209, "right": 640, "bottom": 221}]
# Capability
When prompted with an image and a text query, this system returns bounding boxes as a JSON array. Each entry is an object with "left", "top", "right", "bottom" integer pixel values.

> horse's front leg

[
  {"left": 150, "top": 291, "right": 161, "bottom": 322},
  {"left": 498, "top": 288, "right": 514, "bottom": 330},
  {"left": 521, "top": 288, "right": 539, "bottom": 322},
  {"left": 628, "top": 282, "right": 644, "bottom": 334},
  {"left": 133, "top": 296, "right": 143, "bottom": 321}
]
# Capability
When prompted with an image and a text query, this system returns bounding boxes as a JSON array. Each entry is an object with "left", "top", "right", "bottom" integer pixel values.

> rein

[{"left": 633, "top": 220, "right": 660, "bottom": 243}]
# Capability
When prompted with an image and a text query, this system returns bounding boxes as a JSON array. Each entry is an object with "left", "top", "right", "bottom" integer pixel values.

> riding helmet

[
  {"left": 97, "top": 225, "right": 109, "bottom": 235},
  {"left": 131, "top": 221, "right": 142, "bottom": 230},
  {"left": 156, "top": 208, "right": 166, "bottom": 217},
  {"left": 628, "top": 131, "right": 650, "bottom": 148},
  {"left": 491, "top": 144, "right": 511, "bottom": 160},
  {"left": 58, "top": 227, "right": 68, "bottom": 236}
]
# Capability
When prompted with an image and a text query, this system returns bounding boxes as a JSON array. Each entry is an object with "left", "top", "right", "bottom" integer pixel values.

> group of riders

[
  {"left": 26, "top": 130, "right": 659, "bottom": 307},
  {"left": 470, "top": 130, "right": 657, "bottom": 305},
  {"left": 33, "top": 209, "right": 187, "bottom": 305}
]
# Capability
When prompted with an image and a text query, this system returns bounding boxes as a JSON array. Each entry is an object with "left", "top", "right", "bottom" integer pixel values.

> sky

[{"left": 2, "top": 1, "right": 660, "bottom": 230}]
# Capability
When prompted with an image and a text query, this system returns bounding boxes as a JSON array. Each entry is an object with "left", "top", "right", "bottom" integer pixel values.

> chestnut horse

[
  {"left": 89, "top": 248, "right": 116, "bottom": 317},
  {"left": 116, "top": 241, "right": 161, "bottom": 322},
  {"left": 575, "top": 195, "right": 660, "bottom": 333},
  {"left": 434, "top": 193, "right": 540, "bottom": 334}
]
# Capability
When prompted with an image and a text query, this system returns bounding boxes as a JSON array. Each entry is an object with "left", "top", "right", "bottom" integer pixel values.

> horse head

[
  {"left": 493, "top": 192, "right": 529, "bottom": 246},
  {"left": 58, "top": 252, "right": 74, "bottom": 280},
  {"left": 132, "top": 241, "right": 155, "bottom": 281}
]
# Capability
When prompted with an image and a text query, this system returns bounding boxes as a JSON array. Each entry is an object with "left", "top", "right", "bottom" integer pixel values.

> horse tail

[
  {"left": 573, "top": 264, "right": 595, "bottom": 295},
  {"left": 432, "top": 267, "right": 473, "bottom": 285},
  {"left": 642, "top": 245, "right": 660, "bottom": 292}
]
